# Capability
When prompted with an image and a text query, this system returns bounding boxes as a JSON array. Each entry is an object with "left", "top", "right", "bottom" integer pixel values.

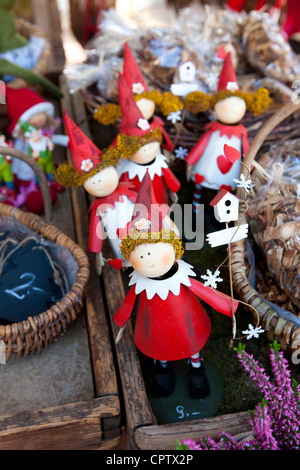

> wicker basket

[
  {"left": 231, "top": 101, "right": 300, "bottom": 354},
  {"left": 0, "top": 146, "right": 89, "bottom": 361}
]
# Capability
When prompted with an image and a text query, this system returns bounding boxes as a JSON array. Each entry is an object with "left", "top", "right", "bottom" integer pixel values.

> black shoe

[
  {"left": 151, "top": 361, "right": 175, "bottom": 398},
  {"left": 188, "top": 362, "right": 211, "bottom": 399}
]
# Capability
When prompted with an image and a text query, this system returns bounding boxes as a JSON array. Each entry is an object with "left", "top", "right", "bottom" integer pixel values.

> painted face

[
  {"left": 136, "top": 98, "right": 155, "bottom": 120},
  {"left": 28, "top": 112, "right": 48, "bottom": 129},
  {"left": 130, "top": 141, "right": 160, "bottom": 164},
  {"left": 83, "top": 165, "right": 119, "bottom": 197},
  {"left": 129, "top": 242, "right": 176, "bottom": 278},
  {"left": 214, "top": 96, "right": 246, "bottom": 125}
]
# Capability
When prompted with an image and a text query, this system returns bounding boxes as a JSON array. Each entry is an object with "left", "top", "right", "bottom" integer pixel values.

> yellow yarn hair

[
  {"left": 115, "top": 128, "right": 163, "bottom": 159},
  {"left": 93, "top": 90, "right": 184, "bottom": 125},
  {"left": 93, "top": 103, "right": 121, "bottom": 126},
  {"left": 184, "top": 88, "right": 272, "bottom": 116},
  {"left": 120, "top": 229, "right": 184, "bottom": 261}
]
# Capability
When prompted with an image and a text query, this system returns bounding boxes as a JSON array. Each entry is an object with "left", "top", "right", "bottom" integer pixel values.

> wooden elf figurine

[
  {"left": 184, "top": 52, "right": 271, "bottom": 214},
  {"left": 93, "top": 42, "right": 183, "bottom": 153},
  {"left": 114, "top": 171, "right": 239, "bottom": 399},
  {"left": 0, "top": 131, "right": 15, "bottom": 198},
  {"left": 115, "top": 73, "right": 181, "bottom": 206},
  {"left": 54, "top": 111, "right": 138, "bottom": 272}
]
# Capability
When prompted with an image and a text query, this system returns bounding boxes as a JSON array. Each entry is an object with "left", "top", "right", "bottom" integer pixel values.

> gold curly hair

[
  {"left": 93, "top": 90, "right": 184, "bottom": 126},
  {"left": 120, "top": 229, "right": 184, "bottom": 261},
  {"left": 115, "top": 127, "right": 163, "bottom": 159}
]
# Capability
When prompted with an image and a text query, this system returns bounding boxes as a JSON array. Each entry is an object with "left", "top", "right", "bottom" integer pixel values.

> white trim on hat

[{"left": 12, "top": 101, "right": 55, "bottom": 136}]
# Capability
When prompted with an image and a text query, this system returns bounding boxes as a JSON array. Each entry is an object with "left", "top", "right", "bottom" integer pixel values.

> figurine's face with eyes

[
  {"left": 129, "top": 242, "right": 176, "bottom": 278},
  {"left": 83, "top": 165, "right": 119, "bottom": 197},
  {"left": 214, "top": 96, "right": 246, "bottom": 125},
  {"left": 130, "top": 141, "right": 160, "bottom": 164},
  {"left": 136, "top": 98, "right": 156, "bottom": 121}
]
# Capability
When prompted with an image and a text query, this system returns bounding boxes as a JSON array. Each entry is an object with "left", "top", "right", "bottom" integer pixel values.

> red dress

[
  {"left": 118, "top": 151, "right": 180, "bottom": 205},
  {"left": 114, "top": 260, "right": 238, "bottom": 361}
]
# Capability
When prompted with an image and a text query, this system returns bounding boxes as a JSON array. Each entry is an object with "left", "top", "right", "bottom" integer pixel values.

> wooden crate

[
  {"left": 0, "top": 81, "right": 121, "bottom": 451},
  {"left": 60, "top": 80, "right": 253, "bottom": 450}
]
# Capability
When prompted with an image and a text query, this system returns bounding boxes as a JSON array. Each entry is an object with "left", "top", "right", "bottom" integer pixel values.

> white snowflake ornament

[
  {"left": 201, "top": 269, "right": 223, "bottom": 289},
  {"left": 242, "top": 324, "right": 264, "bottom": 340},
  {"left": 233, "top": 174, "right": 255, "bottom": 193},
  {"left": 167, "top": 110, "right": 182, "bottom": 124},
  {"left": 174, "top": 146, "right": 188, "bottom": 160}
]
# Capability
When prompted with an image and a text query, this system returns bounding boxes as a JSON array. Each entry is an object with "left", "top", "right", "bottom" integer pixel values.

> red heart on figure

[
  {"left": 108, "top": 259, "right": 123, "bottom": 270},
  {"left": 217, "top": 155, "right": 233, "bottom": 174},
  {"left": 223, "top": 144, "right": 241, "bottom": 163},
  {"left": 195, "top": 174, "right": 205, "bottom": 184}
]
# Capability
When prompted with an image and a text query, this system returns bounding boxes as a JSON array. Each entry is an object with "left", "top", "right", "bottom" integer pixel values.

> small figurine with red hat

[
  {"left": 5, "top": 85, "right": 67, "bottom": 194},
  {"left": 114, "top": 73, "right": 181, "bottom": 206},
  {"left": 93, "top": 42, "right": 183, "bottom": 153},
  {"left": 184, "top": 52, "right": 271, "bottom": 214},
  {"left": 122, "top": 42, "right": 175, "bottom": 153},
  {"left": 114, "top": 171, "right": 239, "bottom": 398},
  {"left": 54, "top": 111, "right": 139, "bottom": 273},
  {"left": 18, "top": 120, "right": 56, "bottom": 180}
]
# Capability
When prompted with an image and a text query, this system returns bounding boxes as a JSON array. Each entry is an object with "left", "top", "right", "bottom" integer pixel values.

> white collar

[
  {"left": 117, "top": 151, "right": 168, "bottom": 182},
  {"left": 129, "top": 259, "right": 196, "bottom": 300}
]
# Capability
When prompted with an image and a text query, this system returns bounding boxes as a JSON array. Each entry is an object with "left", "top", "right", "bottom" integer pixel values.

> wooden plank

[
  {"left": 0, "top": 396, "right": 119, "bottom": 450},
  {"left": 134, "top": 411, "right": 251, "bottom": 450}
]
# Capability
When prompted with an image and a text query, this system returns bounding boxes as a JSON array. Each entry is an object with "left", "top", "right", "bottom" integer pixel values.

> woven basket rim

[
  {"left": 231, "top": 150, "right": 300, "bottom": 351},
  {"left": 5, "top": 17, "right": 52, "bottom": 90},
  {"left": 0, "top": 204, "right": 89, "bottom": 342}
]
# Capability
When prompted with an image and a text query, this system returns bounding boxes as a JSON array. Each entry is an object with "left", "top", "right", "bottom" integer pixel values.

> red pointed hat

[
  {"left": 6, "top": 86, "right": 54, "bottom": 136},
  {"left": 129, "top": 170, "right": 172, "bottom": 235},
  {"left": 118, "top": 73, "right": 151, "bottom": 138},
  {"left": 64, "top": 110, "right": 103, "bottom": 172},
  {"left": 123, "top": 42, "right": 148, "bottom": 94},
  {"left": 217, "top": 52, "right": 239, "bottom": 92},
  {"left": 118, "top": 170, "right": 167, "bottom": 239}
]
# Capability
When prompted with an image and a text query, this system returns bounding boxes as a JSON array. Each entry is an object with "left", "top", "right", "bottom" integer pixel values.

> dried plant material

[
  {"left": 248, "top": 176, "right": 300, "bottom": 313},
  {"left": 242, "top": 11, "right": 300, "bottom": 84}
]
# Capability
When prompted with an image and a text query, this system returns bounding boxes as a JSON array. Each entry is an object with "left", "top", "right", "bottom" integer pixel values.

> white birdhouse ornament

[
  {"left": 170, "top": 60, "right": 199, "bottom": 97},
  {"left": 179, "top": 61, "right": 196, "bottom": 83},
  {"left": 210, "top": 189, "right": 240, "bottom": 223}
]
